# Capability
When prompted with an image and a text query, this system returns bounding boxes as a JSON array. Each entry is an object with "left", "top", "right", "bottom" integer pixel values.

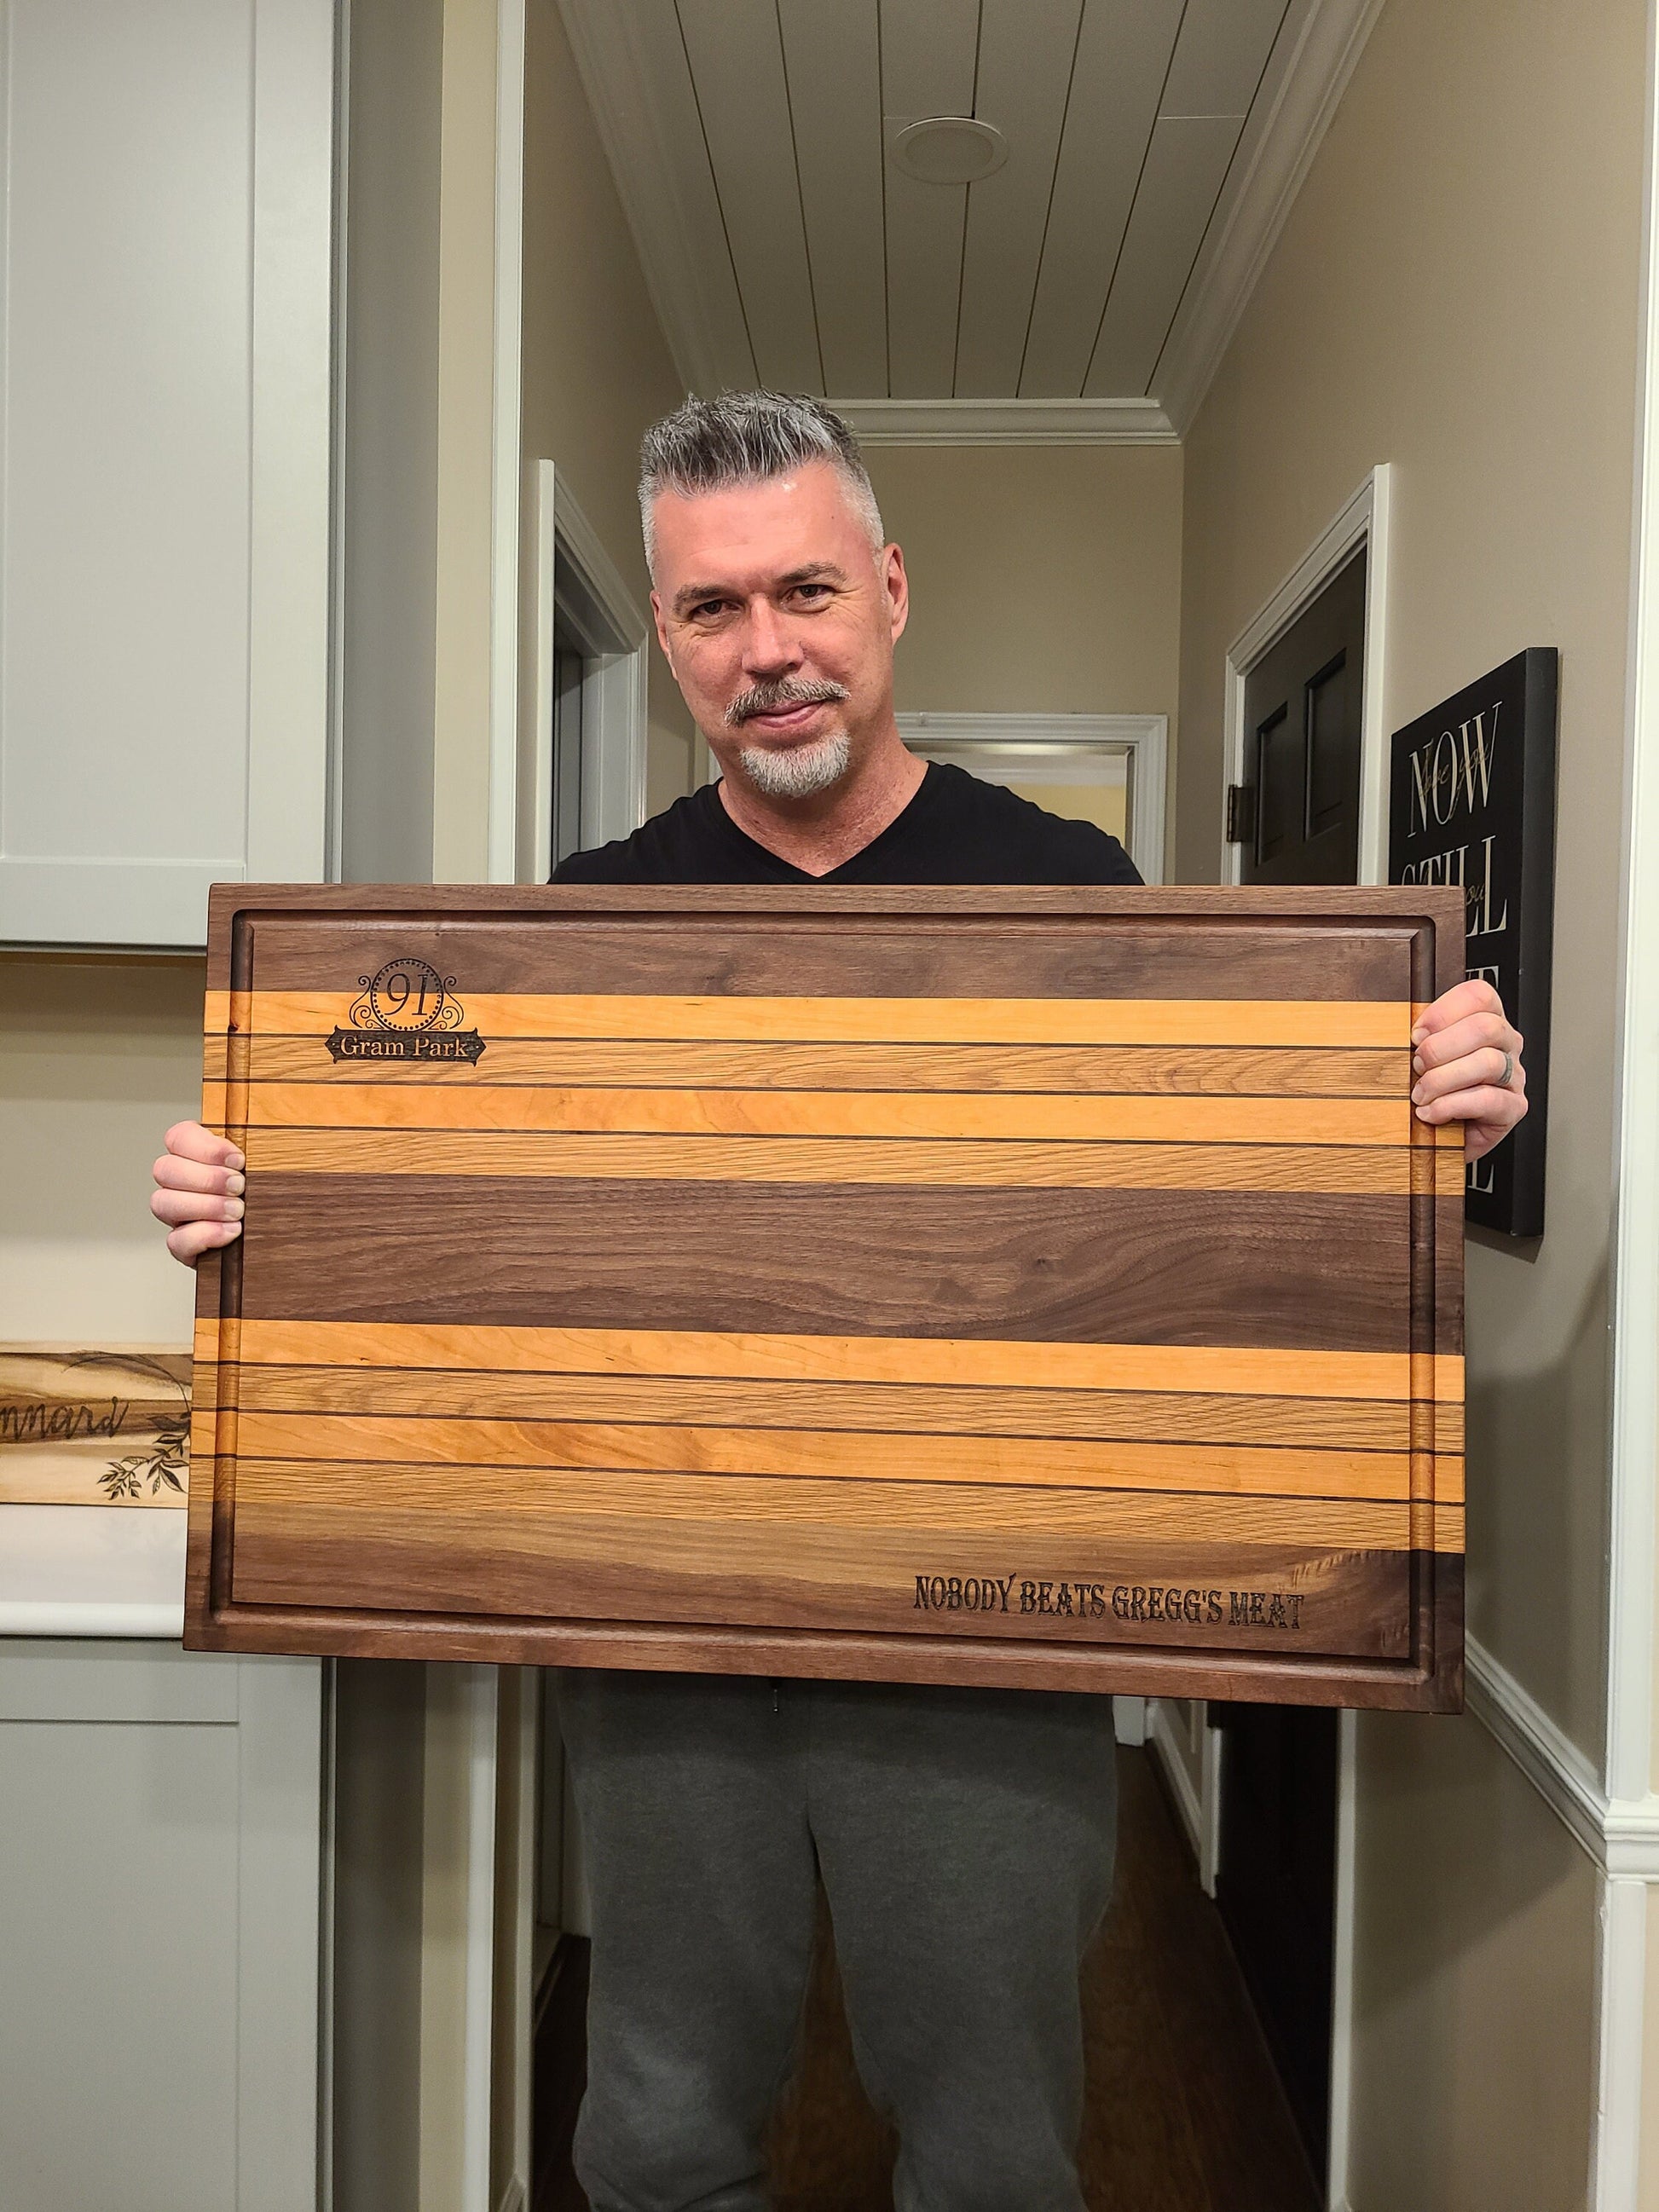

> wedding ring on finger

[{"left": 1497, "top": 1049, "right": 1515, "bottom": 1090}]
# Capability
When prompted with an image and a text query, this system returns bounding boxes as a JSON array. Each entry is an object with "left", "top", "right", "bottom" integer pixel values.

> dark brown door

[
  {"left": 1213, "top": 1702, "right": 1339, "bottom": 2176},
  {"left": 1237, "top": 550, "right": 1367, "bottom": 886},
  {"left": 1217, "top": 549, "right": 1367, "bottom": 2188}
]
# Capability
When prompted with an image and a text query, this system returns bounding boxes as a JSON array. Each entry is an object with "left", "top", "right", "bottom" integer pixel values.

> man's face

[{"left": 649, "top": 459, "right": 909, "bottom": 800}]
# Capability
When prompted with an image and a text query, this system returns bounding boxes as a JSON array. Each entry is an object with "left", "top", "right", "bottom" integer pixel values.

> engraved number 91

[{"left": 368, "top": 957, "right": 447, "bottom": 1030}]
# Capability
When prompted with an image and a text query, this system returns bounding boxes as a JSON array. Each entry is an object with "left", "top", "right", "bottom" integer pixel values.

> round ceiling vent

[{"left": 891, "top": 116, "right": 1009, "bottom": 186}]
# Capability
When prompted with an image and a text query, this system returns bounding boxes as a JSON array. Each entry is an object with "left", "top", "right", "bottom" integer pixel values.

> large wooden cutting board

[{"left": 184, "top": 884, "right": 1465, "bottom": 1709}]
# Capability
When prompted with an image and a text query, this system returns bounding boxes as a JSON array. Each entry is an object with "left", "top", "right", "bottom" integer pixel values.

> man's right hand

[{"left": 152, "top": 1122, "right": 246, "bottom": 1265}]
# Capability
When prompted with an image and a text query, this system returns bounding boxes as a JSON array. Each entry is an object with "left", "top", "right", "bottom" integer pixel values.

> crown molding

[
  {"left": 1155, "top": 0, "right": 1387, "bottom": 436},
  {"left": 835, "top": 398, "right": 1177, "bottom": 447},
  {"left": 554, "top": 0, "right": 746, "bottom": 395}
]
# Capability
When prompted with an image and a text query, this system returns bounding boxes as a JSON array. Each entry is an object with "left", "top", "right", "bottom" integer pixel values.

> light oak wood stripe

[
  {"left": 220, "top": 1081, "right": 1409, "bottom": 1146},
  {"left": 230, "top": 1456, "right": 1423, "bottom": 1547},
  {"left": 204, "top": 1037, "right": 1411, "bottom": 1097},
  {"left": 223, "top": 1362, "right": 1458, "bottom": 1452},
  {"left": 208, "top": 990, "right": 1413, "bottom": 1049},
  {"left": 240, "top": 1129, "right": 1455, "bottom": 1195},
  {"left": 232, "top": 1410, "right": 1435, "bottom": 1502},
  {"left": 1431, "top": 1503, "right": 1465, "bottom": 1551},
  {"left": 201, "top": 1318, "right": 1465, "bottom": 1406}
]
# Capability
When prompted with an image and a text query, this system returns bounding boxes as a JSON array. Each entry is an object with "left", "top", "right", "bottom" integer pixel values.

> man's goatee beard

[{"left": 737, "top": 730, "right": 853, "bottom": 800}]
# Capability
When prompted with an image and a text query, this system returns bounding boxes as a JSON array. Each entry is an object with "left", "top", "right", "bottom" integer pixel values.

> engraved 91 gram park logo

[{"left": 326, "top": 957, "right": 487, "bottom": 1064}]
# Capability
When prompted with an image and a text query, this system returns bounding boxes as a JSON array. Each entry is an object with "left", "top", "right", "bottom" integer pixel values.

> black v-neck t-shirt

[{"left": 552, "top": 759, "right": 1142, "bottom": 888}]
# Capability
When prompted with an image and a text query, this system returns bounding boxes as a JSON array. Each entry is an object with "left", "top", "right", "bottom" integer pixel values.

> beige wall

[
  {"left": 1176, "top": 0, "right": 1644, "bottom": 1754},
  {"left": 1350, "top": 1712, "right": 1599, "bottom": 2212},
  {"left": 866, "top": 446, "right": 1182, "bottom": 821},
  {"left": 1174, "top": 3, "right": 1645, "bottom": 2202},
  {"left": 519, "top": 0, "right": 696, "bottom": 832},
  {"left": 338, "top": 0, "right": 443, "bottom": 886},
  {"left": 0, "top": 956, "right": 202, "bottom": 1349}
]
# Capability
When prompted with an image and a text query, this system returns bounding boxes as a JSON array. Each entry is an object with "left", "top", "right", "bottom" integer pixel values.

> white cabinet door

[
  {"left": 0, "top": 0, "right": 334, "bottom": 950},
  {"left": 0, "top": 1640, "right": 325, "bottom": 2211}
]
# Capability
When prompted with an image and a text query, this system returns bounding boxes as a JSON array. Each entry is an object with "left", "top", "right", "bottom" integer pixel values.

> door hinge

[{"left": 1225, "top": 783, "right": 1257, "bottom": 845}]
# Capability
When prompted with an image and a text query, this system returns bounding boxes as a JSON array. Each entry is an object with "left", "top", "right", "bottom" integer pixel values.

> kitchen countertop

[{"left": 0, "top": 1507, "right": 186, "bottom": 1637}]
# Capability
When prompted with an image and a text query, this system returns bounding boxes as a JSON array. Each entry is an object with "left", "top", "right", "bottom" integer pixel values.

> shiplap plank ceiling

[
  {"left": 557, "top": 0, "right": 1375, "bottom": 428},
  {"left": 882, "top": 0, "right": 980, "bottom": 397},
  {"left": 953, "top": 0, "right": 1082, "bottom": 401},
  {"left": 777, "top": 0, "right": 887, "bottom": 395},
  {"left": 1018, "top": 0, "right": 1183, "bottom": 398}
]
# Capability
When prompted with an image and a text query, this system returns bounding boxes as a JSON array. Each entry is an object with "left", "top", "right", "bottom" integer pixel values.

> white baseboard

[
  {"left": 1146, "top": 1697, "right": 1205, "bottom": 1863},
  {"left": 1466, "top": 1636, "right": 1659, "bottom": 1878},
  {"left": 1454, "top": 1639, "right": 1659, "bottom": 2212},
  {"left": 1113, "top": 1694, "right": 1147, "bottom": 1747}
]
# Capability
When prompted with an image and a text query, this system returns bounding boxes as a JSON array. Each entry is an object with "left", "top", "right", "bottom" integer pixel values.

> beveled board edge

[
  {"left": 203, "top": 881, "right": 1469, "bottom": 928},
  {"left": 179, "top": 1592, "right": 1465, "bottom": 1711}
]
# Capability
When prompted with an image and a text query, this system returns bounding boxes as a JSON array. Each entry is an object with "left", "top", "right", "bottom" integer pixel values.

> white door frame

[
  {"left": 1593, "top": 8, "right": 1659, "bottom": 2204},
  {"left": 521, "top": 457, "right": 650, "bottom": 883},
  {"left": 895, "top": 709, "right": 1168, "bottom": 882},
  {"left": 1220, "top": 465, "right": 1393, "bottom": 887},
  {"left": 1210, "top": 468, "right": 1391, "bottom": 2212}
]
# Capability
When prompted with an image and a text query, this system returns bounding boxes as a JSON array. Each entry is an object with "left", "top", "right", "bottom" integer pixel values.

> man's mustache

[{"left": 725, "top": 678, "right": 849, "bottom": 727}]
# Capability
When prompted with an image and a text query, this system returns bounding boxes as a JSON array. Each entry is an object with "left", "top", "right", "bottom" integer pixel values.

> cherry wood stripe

[
  {"left": 203, "top": 1037, "right": 1410, "bottom": 1098},
  {"left": 231, "top": 1409, "right": 1436, "bottom": 1502},
  {"left": 238, "top": 1129, "right": 1448, "bottom": 1196},
  {"left": 208, "top": 989, "right": 1413, "bottom": 1049},
  {"left": 225, "top": 915, "right": 1413, "bottom": 1004},
  {"left": 217, "top": 1081, "right": 1410, "bottom": 1147},
  {"left": 199, "top": 1317, "right": 1465, "bottom": 1405},
  {"left": 221, "top": 1360, "right": 1462, "bottom": 1452},
  {"left": 236, "top": 1175, "right": 1413, "bottom": 1352}
]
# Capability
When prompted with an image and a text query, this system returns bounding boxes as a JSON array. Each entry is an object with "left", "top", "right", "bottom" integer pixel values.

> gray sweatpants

[{"left": 553, "top": 1668, "right": 1119, "bottom": 2212}]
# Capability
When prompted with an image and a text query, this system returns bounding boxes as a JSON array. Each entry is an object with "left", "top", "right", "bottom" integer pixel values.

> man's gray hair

[{"left": 639, "top": 390, "right": 884, "bottom": 577}]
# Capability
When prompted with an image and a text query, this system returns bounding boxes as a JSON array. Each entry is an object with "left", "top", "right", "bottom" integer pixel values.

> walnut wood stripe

[
  {"left": 204, "top": 1037, "right": 1411, "bottom": 1098},
  {"left": 238, "top": 1129, "right": 1453, "bottom": 1196},
  {"left": 231, "top": 1409, "right": 1439, "bottom": 1503},
  {"left": 218, "top": 1081, "right": 1411, "bottom": 1147},
  {"left": 228, "top": 1511, "right": 1417, "bottom": 1658},
  {"left": 227, "top": 915, "right": 1413, "bottom": 1003},
  {"left": 237, "top": 1175, "right": 1414, "bottom": 1351},
  {"left": 220, "top": 1360, "right": 1463, "bottom": 1452},
  {"left": 209, "top": 990, "right": 1413, "bottom": 1049},
  {"left": 199, "top": 1317, "right": 1465, "bottom": 1405}
]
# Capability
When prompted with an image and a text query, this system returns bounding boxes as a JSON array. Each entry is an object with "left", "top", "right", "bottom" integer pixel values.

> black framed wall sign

[{"left": 1388, "top": 649, "right": 1558, "bottom": 1237}]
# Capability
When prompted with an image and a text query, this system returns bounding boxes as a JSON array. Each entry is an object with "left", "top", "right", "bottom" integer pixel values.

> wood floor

[{"left": 535, "top": 1746, "right": 1323, "bottom": 2212}]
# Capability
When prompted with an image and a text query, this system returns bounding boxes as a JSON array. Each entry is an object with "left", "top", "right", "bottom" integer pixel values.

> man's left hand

[{"left": 1409, "top": 979, "right": 1527, "bottom": 1160}]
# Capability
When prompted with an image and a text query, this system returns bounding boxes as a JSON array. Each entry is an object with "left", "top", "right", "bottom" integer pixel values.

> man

[{"left": 154, "top": 393, "right": 1527, "bottom": 2212}]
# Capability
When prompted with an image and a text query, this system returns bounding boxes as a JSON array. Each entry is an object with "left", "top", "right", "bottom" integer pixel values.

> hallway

[{"left": 535, "top": 1747, "right": 1322, "bottom": 2212}]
